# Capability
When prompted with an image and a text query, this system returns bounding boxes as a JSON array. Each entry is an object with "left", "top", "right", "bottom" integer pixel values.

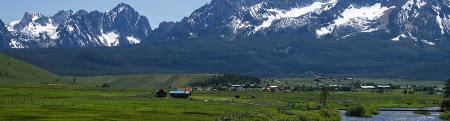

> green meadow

[
  {"left": 0, "top": 85, "right": 442, "bottom": 121},
  {"left": 0, "top": 53, "right": 445, "bottom": 120}
]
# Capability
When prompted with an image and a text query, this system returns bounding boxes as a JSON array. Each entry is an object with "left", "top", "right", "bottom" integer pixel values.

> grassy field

[
  {"left": 0, "top": 86, "right": 282, "bottom": 121},
  {"left": 0, "top": 84, "right": 443, "bottom": 121},
  {"left": 0, "top": 53, "right": 445, "bottom": 120}
]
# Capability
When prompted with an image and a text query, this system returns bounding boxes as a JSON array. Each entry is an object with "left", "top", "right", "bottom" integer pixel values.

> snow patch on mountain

[
  {"left": 99, "top": 31, "right": 119, "bottom": 46},
  {"left": 228, "top": 17, "right": 252, "bottom": 34},
  {"left": 127, "top": 36, "right": 140, "bottom": 44},
  {"left": 398, "top": 0, "right": 426, "bottom": 23},
  {"left": 407, "top": 32, "right": 418, "bottom": 42},
  {"left": 253, "top": 0, "right": 338, "bottom": 32},
  {"left": 415, "top": 0, "right": 427, "bottom": 9},
  {"left": 402, "top": 0, "right": 416, "bottom": 11},
  {"left": 316, "top": 3, "right": 394, "bottom": 37},
  {"left": 21, "top": 22, "right": 58, "bottom": 39},
  {"left": 9, "top": 39, "right": 26, "bottom": 48},
  {"left": 7, "top": 20, "right": 19, "bottom": 31},
  {"left": 443, "top": 15, "right": 450, "bottom": 34},
  {"left": 421, "top": 40, "right": 435, "bottom": 46},
  {"left": 28, "top": 12, "right": 42, "bottom": 21},
  {"left": 67, "top": 25, "right": 75, "bottom": 32},
  {"left": 437, "top": 16, "right": 445, "bottom": 35},
  {"left": 392, "top": 34, "right": 407, "bottom": 41}
]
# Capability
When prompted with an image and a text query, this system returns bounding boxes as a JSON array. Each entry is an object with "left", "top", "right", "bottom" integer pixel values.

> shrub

[
  {"left": 413, "top": 110, "right": 431, "bottom": 115},
  {"left": 295, "top": 112, "right": 325, "bottom": 121},
  {"left": 441, "top": 99, "right": 450, "bottom": 111},
  {"left": 294, "top": 109, "right": 341, "bottom": 121},
  {"left": 345, "top": 104, "right": 378, "bottom": 117},
  {"left": 440, "top": 111, "right": 450, "bottom": 120},
  {"left": 319, "top": 109, "right": 341, "bottom": 121}
]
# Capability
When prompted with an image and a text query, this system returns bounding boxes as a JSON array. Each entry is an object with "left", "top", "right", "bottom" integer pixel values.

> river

[{"left": 341, "top": 110, "right": 443, "bottom": 121}]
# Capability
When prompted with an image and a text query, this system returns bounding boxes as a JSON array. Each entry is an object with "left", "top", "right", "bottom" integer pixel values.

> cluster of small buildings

[
  {"left": 328, "top": 84, "right": 353, "bottom": 91},
  {"left": 360, "top": 85, "right": 391, "bottom": 89},
  {"left": 321, "top": 83, "right": 393, "bottom": 91},
  {"left": 191, "top": 84, "right": 263, "bottom": 91},
  {"left": 227, "top": 84, "right": 280, "bottom": 92},
  {"left": 152, "top": 76, "right": 441, "bottom": 96}
]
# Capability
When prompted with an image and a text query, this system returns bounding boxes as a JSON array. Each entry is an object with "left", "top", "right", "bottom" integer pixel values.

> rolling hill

[{"left": 0, "top": 52, "right": 61, "bottom": 85}]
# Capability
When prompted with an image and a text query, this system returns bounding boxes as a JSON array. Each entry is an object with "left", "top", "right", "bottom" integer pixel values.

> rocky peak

[{"left": 52, "top": 10, "right": 73, "bottom": 24}]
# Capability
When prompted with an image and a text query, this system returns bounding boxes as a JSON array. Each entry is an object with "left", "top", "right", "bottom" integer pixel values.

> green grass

[
  {"left": 294, "top": 109, "right": 340, "bottom": 121},
  {"left": 440, "top": 111, "right": 450, "bottom": 120},
  {"left": 0, "top": 86, "right": 279, "bottom": 121},
  {"left": 0, "top": 53, "right": 444, "bottom": 120},
  {"left": 0, "top": 84, "right": 443, "bottom": 121},
  {"left": 0, "top": 53, "right": 62, "bottom": 86}
]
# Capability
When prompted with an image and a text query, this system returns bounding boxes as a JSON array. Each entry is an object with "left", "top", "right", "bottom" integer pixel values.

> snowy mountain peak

[
  {"left": 23, "top": 12, "right": 43, "bottom": 22},
  {"left": 2, "top": 3, "right": 152, "bottom": 48},
  {"left": 108, "top": 3, "right": 136, "bottom": 16},
  {"left": 113, "top": 3, "right": 133, "bottom": 13},
  {"left": 74, "top": 10, "right": 89, "bottom": 16},
  {"left": 53, "top": 10, "right": 73, "bottom": 24},
  {"left": 152, "top": 0, "right": 450, "bottom": 47},
  {"left": 3, "top": 1, "right": 450, "bottom": 48}
]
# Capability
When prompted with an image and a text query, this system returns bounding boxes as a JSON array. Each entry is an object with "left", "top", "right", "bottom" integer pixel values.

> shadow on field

[
  {"left": 183, "top": 112, "right": 214, "bottom": 116},
  {"left": 3, "top": 115, "right": 44, "bottom": 120}
]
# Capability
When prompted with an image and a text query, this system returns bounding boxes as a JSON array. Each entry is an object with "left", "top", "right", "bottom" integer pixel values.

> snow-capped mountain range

[
  {"left": 1, "top": 0, "right": 450, "bottom": 48},
  {"left": 153, "top": 0, "right": 450, "bottom": 46},
  {"left": 1, "top": 3, "right": 151, "bottom": 48}
]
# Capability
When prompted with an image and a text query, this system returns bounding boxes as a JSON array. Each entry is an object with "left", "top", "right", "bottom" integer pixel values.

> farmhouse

[
  {"left": 231, "top": 84, "right": 245, "bottom": 91},
  {"left": 177, "top": 87, "right": 193, "bottom": 92},
  {"left": 376, "top": 85, "right": 391, "bottom": 89},
  {"left": 231, "top": 84, "right": 242, "bottom": 87},
  {"left": 263, "top": 85, "right": 279, "bottom": 92},
  {"left": 155, "top": 89, "right": 167, "bottom": 97},
  {"left": 361, "top": 85, "right": 376, "bottom": 89},
  {"left": 329, "top": 84, "right": 339, "bottom": 87},
  {"left": 338, "top": 85, "right": 353, "bottom": 91},
  {"left": 169, "top": 91, "right": 191, "bottom": 98},
  {"left": 193, "top": 87, "right": 204, "bottom": 91}
]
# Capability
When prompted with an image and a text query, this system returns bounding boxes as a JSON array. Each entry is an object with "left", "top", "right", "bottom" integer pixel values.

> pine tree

[
  {"left": 442, "top": 79, "right": 450, "bottom": 110},
  {"left": 444, "top": 79, "right": 450, "bottom": 99},
  {"left": 72, "top": 76, "right": 77, "bottom": 85},
  {"left": 320, "top": 86, "right": 329, "bottom": 107}
]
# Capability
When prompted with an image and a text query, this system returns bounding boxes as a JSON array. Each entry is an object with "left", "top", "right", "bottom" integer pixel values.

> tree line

[{"left": 190, "top": 74, "right": 261, "bottom": 87}]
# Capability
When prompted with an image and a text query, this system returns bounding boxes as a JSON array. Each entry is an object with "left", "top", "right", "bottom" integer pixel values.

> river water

[{"left": 341, "top": 110, "right": 443, "bottom": 121}]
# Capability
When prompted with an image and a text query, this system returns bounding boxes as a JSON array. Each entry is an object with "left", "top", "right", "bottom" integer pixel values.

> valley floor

[{"left": 0, "top": 85, "right": 442, "bottom": 121}]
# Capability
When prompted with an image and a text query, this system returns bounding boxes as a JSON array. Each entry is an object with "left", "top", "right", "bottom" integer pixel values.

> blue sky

[{"left": 0, "top": 0, "right": 210, "bottom": 28}]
